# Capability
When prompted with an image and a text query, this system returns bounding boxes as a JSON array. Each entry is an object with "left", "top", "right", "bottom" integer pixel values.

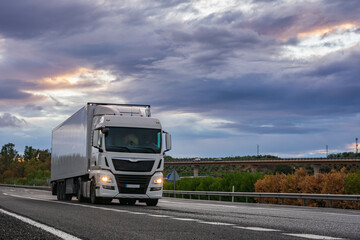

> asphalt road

[{"left": 0, "top": 186, "right": 359, "bottom": 240}]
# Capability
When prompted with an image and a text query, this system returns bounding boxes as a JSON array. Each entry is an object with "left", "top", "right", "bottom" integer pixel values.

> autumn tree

[
  {"left": 23, "top": 146, "right": 39, "bottom": 161},
  {"left": 0, "top": 143, "right": 18, "bottom": 171}
]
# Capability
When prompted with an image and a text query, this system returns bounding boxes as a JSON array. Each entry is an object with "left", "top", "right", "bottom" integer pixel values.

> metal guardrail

[
  {"left": 163, "top": 190, "right": 360, "bottom": 208},
  {"left": 0, "top": 184, "right": 51, "bottom": 191}
]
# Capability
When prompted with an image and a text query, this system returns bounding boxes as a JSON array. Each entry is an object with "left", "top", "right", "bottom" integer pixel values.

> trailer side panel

[{"left": 51, "top": 106, "right": 89, "bottom": 181}]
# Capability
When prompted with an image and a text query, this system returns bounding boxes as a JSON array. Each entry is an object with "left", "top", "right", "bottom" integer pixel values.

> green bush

[
  {"left": 345, "top": 170, "right": 360, "bottom": 194},
  {"left": 164, "top": 171, "right": 263, "bottom": 202}
]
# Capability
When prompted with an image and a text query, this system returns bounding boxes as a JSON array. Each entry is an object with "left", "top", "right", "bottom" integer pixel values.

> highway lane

[{"left": 0, "top": 187, "right": 359, "bottom": 240}]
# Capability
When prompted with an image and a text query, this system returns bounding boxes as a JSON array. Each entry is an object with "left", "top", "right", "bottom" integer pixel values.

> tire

[
  {"left": 60, "top": 181, "right": 72, "bottom": 201},
  {"left": 146, "top": 199, "right": 158, "bottom": 206},
  {"left": 90, "top": 180, "right": 101, "bottom": 204},
  {"left": 51, "top": 183, "right": 57, "bottom": 196},
  {"left": 64, "top": 194, "right": 72, "bottom": 201},
  {"left": 61, "top": 182, "right": 66, "bottom": 200},
  {"left": 58, "top": 182, "right": 65, "bottom": 200},
  {"left": 77, "top": 179, "right": 85, "bottom": 202},
  {"left": 56, "top": 182, "right": 61, "bottom": 200}
]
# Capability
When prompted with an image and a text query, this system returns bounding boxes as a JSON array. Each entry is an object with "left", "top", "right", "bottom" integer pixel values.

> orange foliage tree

[{"left": 254, "top": 168, "right": 360, "bottom": 209}]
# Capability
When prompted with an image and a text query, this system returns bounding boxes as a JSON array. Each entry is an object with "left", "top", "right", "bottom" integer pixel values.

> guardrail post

[
  {"left": 281, "top": 198, "right": 284, "bottom": 205},
  {"left": 232, "top": 185, "right": 234, "bottom": 202},
  {"left": 219, "top": 196, "right": 221, "bottom": 201},
  {"left": 303, "top": 199, "right": 306, "bottom": 206},
  {"left": 330, "top": 200, "right": 333, "bottom": 208},
  {"left": 246, "top": 197, "right": 248, "bottom": 203},
  {"left": 182, "top": 194, "right": 184, "bottom": 198},
  {"left": 208, "top": 195, "right": 210, "bottom": 200},
  {"left": 198, "top": 195, "right": 200, "bottom": 200},
  {"left": 189, "top": 194, "right": 191, "bottom": 199},
  {"left": 262, "top": 197, "right": 264, "bottom": 204}
]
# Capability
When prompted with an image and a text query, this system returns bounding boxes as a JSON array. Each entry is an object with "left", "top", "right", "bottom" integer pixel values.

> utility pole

[
  {"left": 356, "top": 138, "right": 358, "bottom": 154},
  {"left": 257, "top": 144, "right": 259, "bottom": 156}
]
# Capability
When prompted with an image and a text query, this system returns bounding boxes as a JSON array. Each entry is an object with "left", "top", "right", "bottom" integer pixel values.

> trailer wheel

[
  {"left": 51, "top": 182, "right": 57, "bottom": 196},
  {"left": 146, "top": 199, "right": 158, "bottom": 206},
  {"left": 57, "top": 181, "right": 65, "bottom": 200},
  {"left": 90, "top": 181, "right": 101, "bottom": 204},
  {"left": 56, "top": 182, "right": 61, "bottom": 200},
  {"left": 60, "top": 182, "right": 67, "bottom": 200},
  {"left": 77, "top": 178, "right": 85, "bottom": 202}
]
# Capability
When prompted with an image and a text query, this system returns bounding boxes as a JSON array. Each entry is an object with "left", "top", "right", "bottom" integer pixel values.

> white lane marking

[
  {"left": 171, "top": 218, "right": 197, "bottom": 221},
  {"left": 197, "top": 221, "right": 234, "bottom": 226},
  {"left": 128, "top": 211, "right": 147, "bottom": 215},
  {"left": 283, "top": 233, "right": 343, "bottom": 239},
  {"left": 234, "top": 226, "right": 280, "bottom": 232},
  {"left": 148, "top": 214, "right": 170, "bottom": 218},
  {"left": 0, "top": 208, "right": 81, "bottom": 240}
]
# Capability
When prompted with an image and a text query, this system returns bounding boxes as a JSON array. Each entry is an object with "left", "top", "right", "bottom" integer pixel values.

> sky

[{"left": 0, "top": 0, "right": 360, "bottom": 158}]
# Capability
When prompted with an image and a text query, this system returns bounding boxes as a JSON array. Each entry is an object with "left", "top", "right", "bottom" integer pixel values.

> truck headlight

[
  {"left": 101, "top": 176, "right": 112, "bottom": 183},
  {"left": 154, "top": 177, "right": 163, "bottom": 184}
]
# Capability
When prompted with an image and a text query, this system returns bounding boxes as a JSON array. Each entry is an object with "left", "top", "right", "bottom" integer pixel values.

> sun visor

[{"left": 94, "top": 105, "right": 150, "bottom": 117}]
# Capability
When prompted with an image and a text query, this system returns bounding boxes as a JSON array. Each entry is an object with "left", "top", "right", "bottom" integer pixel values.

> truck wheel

[
  {"left": 90, "top": 181, "right": 101, "bottom": 204},
  {"left": 146, "top": 199, "right": 158, "bottom": 206}
]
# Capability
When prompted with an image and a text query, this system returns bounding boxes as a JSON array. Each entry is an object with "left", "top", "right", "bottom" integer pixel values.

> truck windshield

[{"left": 105, "top": 127, "right": 161, "bottom": 153}]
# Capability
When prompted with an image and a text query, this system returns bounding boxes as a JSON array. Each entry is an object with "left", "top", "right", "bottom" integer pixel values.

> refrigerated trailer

[{"left": 51, "top": 103, "right": 171, "bottom": 206}]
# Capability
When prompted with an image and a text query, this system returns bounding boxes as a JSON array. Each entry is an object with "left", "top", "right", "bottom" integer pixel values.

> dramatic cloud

[
  {"left": 0, "top": 0, "right": 106, "bottom": 39},
  {"left": 0, "top": 113, "right": 28, "bottom": 128}
]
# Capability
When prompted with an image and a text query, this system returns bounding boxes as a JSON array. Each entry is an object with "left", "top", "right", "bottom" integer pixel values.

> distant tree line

[
  {"left": 0, "top": 143, "right": 51, "bottom": 185},
  {"left": 327, "top": 152, "right": 360, "bottom": 158}
]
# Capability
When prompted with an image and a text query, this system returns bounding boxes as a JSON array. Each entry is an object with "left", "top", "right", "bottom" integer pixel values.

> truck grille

[
  {"left": 112, "top": 159, "right": 154, "bottom": 172},
  {"left": 114, "top": 175, "right": 151, "bottom": 194}
]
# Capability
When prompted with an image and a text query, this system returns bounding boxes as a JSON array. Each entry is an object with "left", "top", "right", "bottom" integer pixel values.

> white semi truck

[{"left": 51, "top": 103, "right": 171, "bottom": 206}]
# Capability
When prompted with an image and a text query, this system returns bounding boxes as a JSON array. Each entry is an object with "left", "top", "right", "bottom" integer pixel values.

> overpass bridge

[{"left": 164, "top": 158, "right": 360, "bottom": 176}]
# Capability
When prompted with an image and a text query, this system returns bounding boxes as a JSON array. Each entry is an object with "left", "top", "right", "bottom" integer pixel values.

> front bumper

[{"left": 92, "top": 170, "right": 163, "bottom": 199}]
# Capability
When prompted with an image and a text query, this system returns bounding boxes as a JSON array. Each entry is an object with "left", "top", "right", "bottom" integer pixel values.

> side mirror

[
  {"left": 165, "top": 133, "right": 171, "bottom": 152},
  {"left": 102, "top": 127, "right": 109, "bottom": 135},
  {"left": 92, "top": 130, "right": 103, "bottom": 152}
]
